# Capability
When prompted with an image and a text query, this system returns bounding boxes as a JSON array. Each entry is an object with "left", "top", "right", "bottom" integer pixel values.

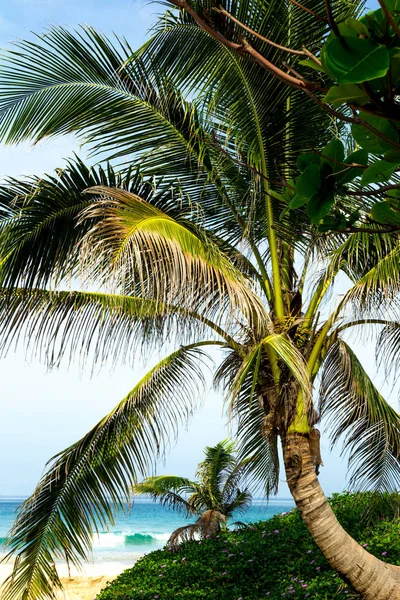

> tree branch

[
  {"left": 346, "top": 183, "right": 400, "bottom": 197},
  {"left": 212, "top": 7, "right": 306, "bottom": 55},
  {"left": 289, "top": 0, "right": 327, "bottom": 23},
  {"left": 304, "top": 90, "right": 400, "bottom": 150},
  {"left": 167, "top": 0, "right": 321, "bottom": 91},
  {"left": 324, "top": 0, "right": 341, "bottom": 37}
]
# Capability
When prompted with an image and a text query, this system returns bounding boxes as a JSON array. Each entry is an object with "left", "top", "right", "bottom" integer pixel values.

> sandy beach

[{"left": 0, "top": 561, "right": 132, "bottom": 600}]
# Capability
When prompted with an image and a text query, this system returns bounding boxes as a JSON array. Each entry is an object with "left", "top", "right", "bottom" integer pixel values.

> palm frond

[
  {"left": 133, "top": 475, "right": 197, "bottom": 516},
  {"left": 195, "top": 439, "right": 236, "bottom": 507},
  {"left": 0, "top": 288, "right": 223, "bottom": 370},
  {"left": 319, "top": 339, "right": 400, "bottom": 492},
  {"left": 222, "top": 489, "right": 253, "bottom": 516},
  {"left": 167, "top": 509, "right": 226, "bottom": 548},
  {"left": 0, "top": 158, "right": 161, "bottom": 290},
  {"left": 215, "top": 348, "right": 279, "bottom": 496},
  {"left": 338, "top": 244, "right": 400, "bottom": 320},
  {"left": 80, "top": 186, "right": 267, "bottom": 327},
  {"left": 376, "top": 322, "right": 400, "bottom": 386},
  {"left": 1, "top": 345, "right": 209, "bottom": 600}
]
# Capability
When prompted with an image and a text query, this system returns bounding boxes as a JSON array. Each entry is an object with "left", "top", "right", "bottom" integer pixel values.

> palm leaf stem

[
  {"left": 298, "top": 247, "right": 312, "bottom": 296},
  {"left": 169, "top": 307, "right": 238, "bottom": 348},
  {"left": 303, "top": 260, "right": 343, "bottom": 325},
  {"left": 336, "top": 319, "right": 394, "bottom": 335},
  {"left": 307, "top": 315, "right": 336, "bottom": 378},
  {"left": 262, "top": 155, "right": 284, "bottom": 320}
]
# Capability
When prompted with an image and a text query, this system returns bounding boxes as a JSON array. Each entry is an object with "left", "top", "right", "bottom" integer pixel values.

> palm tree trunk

[{"left": 281, "top": 432, "right": 400, "bottom": 599}]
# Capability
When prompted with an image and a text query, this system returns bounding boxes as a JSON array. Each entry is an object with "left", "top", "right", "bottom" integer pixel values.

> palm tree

[
  {"left": 0, "top": 2, "right": 399, "bottom": 599},
  {"left": 134, "top": 440, "right": 252, "bottom": 546}
]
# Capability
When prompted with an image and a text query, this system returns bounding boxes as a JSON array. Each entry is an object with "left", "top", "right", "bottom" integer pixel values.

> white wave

[
  {"left": 93, "top": 533, "right": 125, "bottom": 548},
  {"left": 92, "top": 531, "right": 172, "bottom": 548}
]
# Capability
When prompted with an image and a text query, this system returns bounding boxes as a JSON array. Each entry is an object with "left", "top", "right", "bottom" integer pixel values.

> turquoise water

[{"left": 0, "top": 496, "right": 295, "bottom": 564}]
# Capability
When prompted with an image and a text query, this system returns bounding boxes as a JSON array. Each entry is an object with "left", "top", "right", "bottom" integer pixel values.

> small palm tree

[{"left": 134, "top": 440, "right": 252, "bottom": 546}]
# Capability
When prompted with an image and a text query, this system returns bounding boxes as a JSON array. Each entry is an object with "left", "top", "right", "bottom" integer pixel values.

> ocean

[{"left": 0, "top": 496, "right": 295, "bottom": 567}]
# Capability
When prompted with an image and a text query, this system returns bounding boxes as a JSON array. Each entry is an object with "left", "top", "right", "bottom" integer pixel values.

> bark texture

[{"left": 282, "top": 432, "right": 400, "bottom": 600}]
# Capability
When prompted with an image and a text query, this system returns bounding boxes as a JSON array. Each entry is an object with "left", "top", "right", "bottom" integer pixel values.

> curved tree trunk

[{"left": 281, "top": 432, "right": 400, "bottom": 600}]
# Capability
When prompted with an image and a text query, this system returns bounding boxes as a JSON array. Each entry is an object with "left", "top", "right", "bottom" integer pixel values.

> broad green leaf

[
  {"left": 288, "top": 194, "right": 308, "bottom": 209},
  {"left": 351, "top": 112, "right": 399, "bottom": 153},
  {"left": 324, "top": 37, "right": 389, "bottom": 84},
  {"left": 361, "top": 160, "right": 397, "bottom": 186},
  {"left": 389, "top": 49, "right": 400, "bottom": 87},
  {"left": 296, "top": 153, "right": 320, "bottom": 172},
  {"left": 360, "top": 9, "right": 385, "bottom": 37},
  {"left": 383, "top": 149, "right": 400, "bottom": 163},
  {"left": 321, "top": 140, "right": 345, "bottom": 173},
  {"left": 318, "top": 214, "right": 347, "bottom": 233},
  {"left": 306, "top": 191, "right": 335, "bottom": 223},
  {"left": 295, "top": 163, "right": 321, "bottom": 198},
  {"left": 337, "top": 23, "right": 359, "bottom": 37},
  {"left": 348, "top": 210, "right": 361, "bottom": 225},
  {"left": 324, "top": 84, "right": 369, "bottom": 108},
  {"left": 298, "top": 59, "right": 325, "bottom": 72},
  {"left": 336, "top": 149, "right": 369, "bottom": 185},
  {"left": 343, "top": 17, "right": 369, "bottom": 37},
  {"left": 371, "top": 200, "right": 400, "bottom": 224}
]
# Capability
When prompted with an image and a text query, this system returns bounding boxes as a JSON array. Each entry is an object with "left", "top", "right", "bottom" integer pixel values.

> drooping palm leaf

[
  {"left": 0, "top": 159, "right": 161, "bottom": 290},
  {"left": 215, "top": 348, "right": 280, "bottom": 496},
  {"left": 0, "top": 27, "right": 249, "bottom": 246},
  {"left": 376, "top": 322, "right": 400, "bottom": 385},
  {"left": 134, "top": 475, "right": 197, "bottom": 516},
  {"left": 319, "top": 339, "right": 400, "bottom": 492},
  {"left": 1, "top": 345, "right": 210, "bottom": 600},
  {"left": 0, "top": 288, "right": 224, "bottom": 369},
  {"left": 80, "top": 186, "right": 268, "bottom": 326},
  {"left": 167, "top": 509, "right": 227, "bottom": 548}
]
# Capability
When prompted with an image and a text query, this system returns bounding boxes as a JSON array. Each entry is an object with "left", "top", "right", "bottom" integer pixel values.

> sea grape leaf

[
  {"left": 343, "top": 17, "right": 369, "bottom": 37},
  {"left": 289, "top": 194, "right": 308, "bottom": 209},
  {"left": 336, "top": 149, "right": 369, "bottom": 185},
  {"left": 318, "top": 213, "right": 347, "bottom": 232},
  {"left": 348, "top": 210, "right": 361, "bottom": 225},
  {"left": 371, "top": 200, "right": 400, "bottom": 225},
  {"left": 389, "top": 49, "right": 400, "bottom": 87},
  {"left": 324, "top": 37, "right": 389, "bottom": 84},
  {"left": 295, "top": 163, "right": 321, "bottom": 198},
  {"left": 306, "top": 191, "right": 335, "bottom": 223},
  {"left": 361, "top": 160, "right": 397, "bottom": 186},
  {"left": 324, "top": 84, "right": 369, "bottom": 108},
  {"left": 352, "top": 112, "right": 399, "bottom": 153},
  {"left": 321, "top": 140, "right": 345, "bottom": 173},
  {"left": 297, "top": 153, "right": 320, "bottom": 172},
  {"left": 383, "top": 149, "right": 400, "bottom": 163},
  {"left": 360, "top": 9, "right": 385, "bottom": 37}
]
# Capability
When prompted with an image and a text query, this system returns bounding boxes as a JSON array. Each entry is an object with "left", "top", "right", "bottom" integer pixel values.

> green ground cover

[{"left": 96, "top": 492, "right": 400, "bottom": 600}]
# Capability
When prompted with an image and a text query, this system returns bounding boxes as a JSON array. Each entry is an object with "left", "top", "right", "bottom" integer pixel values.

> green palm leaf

[
  {"left": 134, "top": 475, "right": 197, "bottom": 515},
  {"left": 0, "top": 288, "right": 221, "bottom": 368},
  {"left": 80, "top": 186, "right": 267, "bottom": 325},
  {"left": 1, "top": 345, "right": 209, "bottom": 600},
  {"left": 0, "top": 159, "right": 164, "bottom": 290},
  {"left": 215, "top": 348, "right": 280, "bottom": 496},
  {"left": 319, "top": 339, "right": 400, "bottom": 492}
]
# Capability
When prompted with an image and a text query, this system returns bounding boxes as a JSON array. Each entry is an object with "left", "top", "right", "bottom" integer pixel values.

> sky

[{"left": 0, "top": 0, "right": 389, "bottom": 501}]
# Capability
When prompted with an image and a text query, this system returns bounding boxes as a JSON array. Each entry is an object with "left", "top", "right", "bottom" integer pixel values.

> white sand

[{"left": 0, "top": 560, "right": 134, "bottom": 600}]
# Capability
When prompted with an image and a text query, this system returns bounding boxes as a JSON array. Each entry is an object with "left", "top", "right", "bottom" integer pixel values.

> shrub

[{"left": 96, "top": 492, "right": 400, "bottom": 600}]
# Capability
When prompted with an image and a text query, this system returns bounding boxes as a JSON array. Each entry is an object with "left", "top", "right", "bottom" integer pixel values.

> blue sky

[{"left": 0, "top": 0, "right": 388, "bottom": 499}]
